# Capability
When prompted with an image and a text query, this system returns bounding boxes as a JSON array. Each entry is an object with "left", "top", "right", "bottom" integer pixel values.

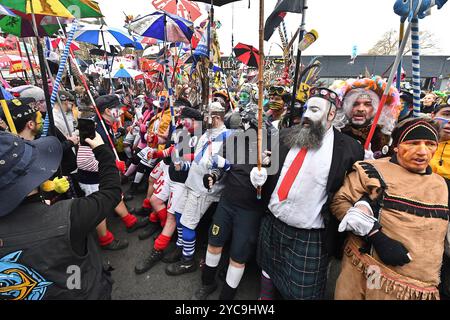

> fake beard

[{"left": 285, "top": 118, "right": 326, "bottom": 150}]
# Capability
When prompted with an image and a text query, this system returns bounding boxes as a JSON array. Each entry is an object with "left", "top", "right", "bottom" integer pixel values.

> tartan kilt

[{"left": 257, "top": 213, "right": 329, "bottom": 300}]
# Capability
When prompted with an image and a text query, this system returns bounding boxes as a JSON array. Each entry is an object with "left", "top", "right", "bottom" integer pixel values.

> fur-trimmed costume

[{"left": 331, "top": 157, "right": 450, "bottom": 300}]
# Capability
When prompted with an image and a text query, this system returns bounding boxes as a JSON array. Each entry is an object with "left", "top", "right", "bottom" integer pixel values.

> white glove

[
  {"left": 364, "top": 143, "right": 375, "bottom": 160},
  {"left": 338, "top": 206, "right": 377, "bottom": 236},
  {"left": 262, "top": 150, "right": 271, "bottom": 166},
  {"left": 250, "top": 167, "right": 268, "bottom": 189}
]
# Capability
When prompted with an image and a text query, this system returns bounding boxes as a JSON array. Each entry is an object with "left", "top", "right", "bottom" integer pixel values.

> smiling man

[{"left": 331, "top": 117, "right": 450, "bottom": 300}]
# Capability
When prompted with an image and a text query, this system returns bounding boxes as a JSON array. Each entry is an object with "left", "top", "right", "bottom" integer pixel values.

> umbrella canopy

[
  {"left": 151, "top": 0, "right": 202, "bottom": 22},
  {"left": 89, "top": 45, "right": 120, "bottom": 56},
  {"left": 109, "top": 65, "right": 143, "bottom": 79},
  {"left": 192, "top": 0, "right": 242, "bottom": 6},
  {"left": 75, "top": 25, "right": 135, "bottom": 47},
  {"left": 0, "top": 0, "right": 102, "bottom": 18},
  {"left": 0, "top": 12, "right": 63, "bottom": 37},
  {"left": 128, "top": 10, "right": 194, "bottom": 44},
  {"left": 233, "top": 42, "right": 260, "bottom": 68},
  {"left": 0, "top": 4, "right": 16, "bottom": 16},
  {"left": 51, "top": 37, "right": 80, "bottom": 51}
]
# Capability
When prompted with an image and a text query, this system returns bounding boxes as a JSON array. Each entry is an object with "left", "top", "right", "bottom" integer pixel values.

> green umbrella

[{"left": 0, "top": 13, "right": 61, "bottom": 37}]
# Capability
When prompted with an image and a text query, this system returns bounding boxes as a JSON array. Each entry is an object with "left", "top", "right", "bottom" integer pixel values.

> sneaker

[
  {"left": 126, "top": 217, "right": 149, "bottom": 233},
  {"left": 101, "top": 239, "right": 129, "bottom": 251},
  {"left": 138, "top": 222, "right": 161, "bottom": 240},
  {"left": 192, "top": 282, "right": 218, "bottom": 300},
  {"left": 165, "top": 258, "right": 197, "bottom": 276},
  {"left": 134, "top": 249, "right": 163, "bottom": 274},
  {"left": 162, "top": 246, "right": 183, "bottom": 263}
]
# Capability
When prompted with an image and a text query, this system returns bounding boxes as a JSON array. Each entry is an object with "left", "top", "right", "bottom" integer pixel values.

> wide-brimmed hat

[{"left": 0, "top": 132, "right": 62, "bottom": 217}]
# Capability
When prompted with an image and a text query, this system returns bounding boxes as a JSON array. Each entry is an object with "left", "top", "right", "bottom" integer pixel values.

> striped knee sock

[
  {"left": 182, "top": 225, "right": 196, "bottom": 259},
  {"left": 175, "top": 212, "right": 183, "bottom": 247},
  {"left": 259, "top": 271, "right": 274, "bottom": 300}
]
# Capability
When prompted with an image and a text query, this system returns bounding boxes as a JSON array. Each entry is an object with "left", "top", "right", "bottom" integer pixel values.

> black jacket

[{"left": 261, "top": 127, "right": 364, "bottom": 258}]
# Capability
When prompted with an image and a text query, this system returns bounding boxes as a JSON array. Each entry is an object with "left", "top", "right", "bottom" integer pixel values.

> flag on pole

[{"left": 264, "top": 0, "right": 306, "bottom": 41}]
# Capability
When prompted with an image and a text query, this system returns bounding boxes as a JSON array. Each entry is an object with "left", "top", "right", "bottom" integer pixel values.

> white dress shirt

[{"left": 268, "top": 127, "right": 334, "bottom": 229}]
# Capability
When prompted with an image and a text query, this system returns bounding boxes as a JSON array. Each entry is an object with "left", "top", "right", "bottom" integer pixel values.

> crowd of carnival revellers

[{"left": 1, "top": 72, "right": 450, "bottom": 301}]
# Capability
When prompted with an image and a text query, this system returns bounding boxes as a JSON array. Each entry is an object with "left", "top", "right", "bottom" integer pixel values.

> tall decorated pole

[
  {"left": 41, "top": 21, "right": 78, "bottom": 137},
  {"left": 289, "top": 0, "right": 308, "bottom": 126},
  {"left": 395, "top": 21, "right": 405, "bottom": 90},
  {"left": 256, "top": 0, "right": 264, "bottom": 199},
  {"left": 411, "top": 17, "right": 421, "bottom": 116}
]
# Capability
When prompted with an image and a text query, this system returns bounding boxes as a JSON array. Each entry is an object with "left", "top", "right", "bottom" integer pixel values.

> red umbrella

[
  {"left": 233, "top": 42, "right": 260, "bottom": 68},
  {"left": 51, "top": 38, "right": 80, "bottom": 51},
  {"left": 151, "top": 0, "right": 202, "bottom": 22}
]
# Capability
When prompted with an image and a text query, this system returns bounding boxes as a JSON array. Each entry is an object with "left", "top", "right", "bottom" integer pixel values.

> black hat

[
  {"left": 95, "top": 94, "right": 120, "bottom": 113},
  {"left": 391, "top": 117, "right": 439, "bottom": 148},
  {"left": 180, "top": 107, "right": 203, "bottom": 121},
  {"left": 174, "top": 97, "right": 192, "bottom": 109},
  {"left": 400, "top": 90, "right": 413, "bottom": 105},
  {"left": 0, "top": 132, "right": 62, "bottom": 216},
  {"left": 58, "top": 90, "right": 75, "bottom": 102},
  {"left": 0, "top": 99, "right": 39, "bottom": 123}
]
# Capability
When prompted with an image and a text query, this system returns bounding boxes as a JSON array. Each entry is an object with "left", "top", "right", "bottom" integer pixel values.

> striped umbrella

[
  {"left": 0, "top": 4, "right": 16, "bottom": 16},
  {"left": 109, "top": 65, "right": 143, "bottom": 79},
  {"left": 233, "top": 42, "right": 260, "bottom": 68},
  {"left": 75, "top": 25, "right": 136, "bottom": 47}
]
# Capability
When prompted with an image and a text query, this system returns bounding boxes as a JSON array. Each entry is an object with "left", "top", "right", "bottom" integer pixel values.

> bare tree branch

[{"left": 367, "top": 29, "right": 440, "bottom": 55}]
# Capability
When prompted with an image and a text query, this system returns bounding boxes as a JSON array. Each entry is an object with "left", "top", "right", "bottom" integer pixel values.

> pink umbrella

[{"left": 151, "top": 0, "right": 202, "bottom": 22}]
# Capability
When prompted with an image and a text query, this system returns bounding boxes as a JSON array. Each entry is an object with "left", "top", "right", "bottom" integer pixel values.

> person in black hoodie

[{"left": 193, "top": 105, "right": 276, "bottom": 300}]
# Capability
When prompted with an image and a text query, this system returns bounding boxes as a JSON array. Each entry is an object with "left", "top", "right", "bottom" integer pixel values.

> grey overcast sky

[{"left": 97, "top": 0, "right": 450, "bottom": 57}]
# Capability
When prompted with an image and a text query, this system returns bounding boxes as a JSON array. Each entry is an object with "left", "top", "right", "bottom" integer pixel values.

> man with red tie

[{"left": 250, "top": 87, "right": 364, "bottom": 300}]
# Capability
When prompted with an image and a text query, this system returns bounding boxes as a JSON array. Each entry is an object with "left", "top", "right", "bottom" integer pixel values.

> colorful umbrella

[
  {"left": 0, "top": 12, "right": 63, "bottom": 37},
  {"left": 233, "top": 42, "right": 260, "bottom": 68},
  {"left": 128, "top": 10, "right": 194, "bottom": 44},
  {"left": 51, "top": 37, "right": 80, "bottom": 51},
  {"left": 109, "top": 65, "right": 143, "bottom": 79},
  {"left": 151, "top": 0, "right": 202, "bottom": 22},
  {"left": 0, "top": 0, "right": 102, "bottom": 19},
  {"left": 75, "top": 25, "right": 136, "bottom": 47}
]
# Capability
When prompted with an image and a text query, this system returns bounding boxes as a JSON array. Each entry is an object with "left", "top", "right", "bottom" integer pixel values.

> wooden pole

[{"left": 256, "top": 0, "right": 264, "bottom": 199}]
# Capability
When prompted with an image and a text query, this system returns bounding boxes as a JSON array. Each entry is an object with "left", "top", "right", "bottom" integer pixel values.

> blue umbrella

[
  {"left": 75, "top": 25, "right": 135, "bottom": 47},
  {"left": 109, "top": 66, "right": 143, "bottom": 79},
  {"left": 128, "top": 10, "right": 194, "bottom": 44}
]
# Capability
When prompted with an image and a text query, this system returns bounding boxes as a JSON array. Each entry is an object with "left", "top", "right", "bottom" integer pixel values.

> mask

[{"left": 239, "top": 92, "right": 250, "bottom": 106}]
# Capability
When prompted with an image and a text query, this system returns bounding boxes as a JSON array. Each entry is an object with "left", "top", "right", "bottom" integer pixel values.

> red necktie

[{"left": 277, "top": 148, "right": 308, "bottom": 202}]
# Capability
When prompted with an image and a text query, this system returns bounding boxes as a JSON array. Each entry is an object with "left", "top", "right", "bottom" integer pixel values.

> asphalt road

[{"left": 101, "top": 184, "right": 339, "bottom": 300}]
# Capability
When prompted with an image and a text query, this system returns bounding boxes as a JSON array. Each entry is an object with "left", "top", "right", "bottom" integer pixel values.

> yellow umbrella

[{"left": 0, "top": 0, "right": 74, "bottom": 18}]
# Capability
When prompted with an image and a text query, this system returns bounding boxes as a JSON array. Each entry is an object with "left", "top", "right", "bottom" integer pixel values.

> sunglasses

[
  {"left": 269, "top": 86, "right": 286, "bottom": 96},
  {"left": 309, "top": 87, "right": 341, "bottom": 109}
]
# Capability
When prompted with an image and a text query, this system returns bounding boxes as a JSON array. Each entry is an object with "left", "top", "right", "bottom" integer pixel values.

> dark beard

[{"left": 285, "top": 121, "right": 326, "bottom": 149}]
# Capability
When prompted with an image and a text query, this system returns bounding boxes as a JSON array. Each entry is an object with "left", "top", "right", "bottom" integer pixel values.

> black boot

[
  {"left": 162, "top": 246, "right": 183, "bottom": 263},
  {"left": 138, "top": 222, "right": 161, "bottom": 240},
  {"left": 219, "top": 283, "right": 237, "bottom": 300},
  {"left": 101, "top": 239, "right": 129, "bottom": 251},
  {"left": 123, "top": 182, "right": 139, "bottom": 202},
  {"left": 192, "top": 282, "right": 218, "bottom": 300},
  {"left": 132, "top": 206, "right": 152, "bottom": 217},
  {"left": 134, "top": 248, "right": 163, "bottom": 274},
  {"left": 126, "top": 217, "right": 149, "bottom": 233},
  {"left": 165, "top": 257, "right": 197, "bottom": 276}
]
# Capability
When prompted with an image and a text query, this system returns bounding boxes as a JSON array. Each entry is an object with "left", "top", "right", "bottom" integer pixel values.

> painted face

[
  {"left": 351, "top": 97, "right": 374, "bottom": 126},
  {"left": 109, "top": 108, "right": 122, "bottom": 123},
  {"left": 32, "top": 111, "right": 43, "bottom": 135},
  {"left": 302, "top": 97, "right": 331, "bottom": 128},
  {"left": 396, "top": 140, "right": 438, "bottom": 173},
  {"left": 423, "top": 94, "right": 436, "bottom": 107},
  {"left": 433, "top": 107, "right": 450, "bottom": 142},
  {"left": 239, "top": 92, "right": 250, "bottom": 105}
]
